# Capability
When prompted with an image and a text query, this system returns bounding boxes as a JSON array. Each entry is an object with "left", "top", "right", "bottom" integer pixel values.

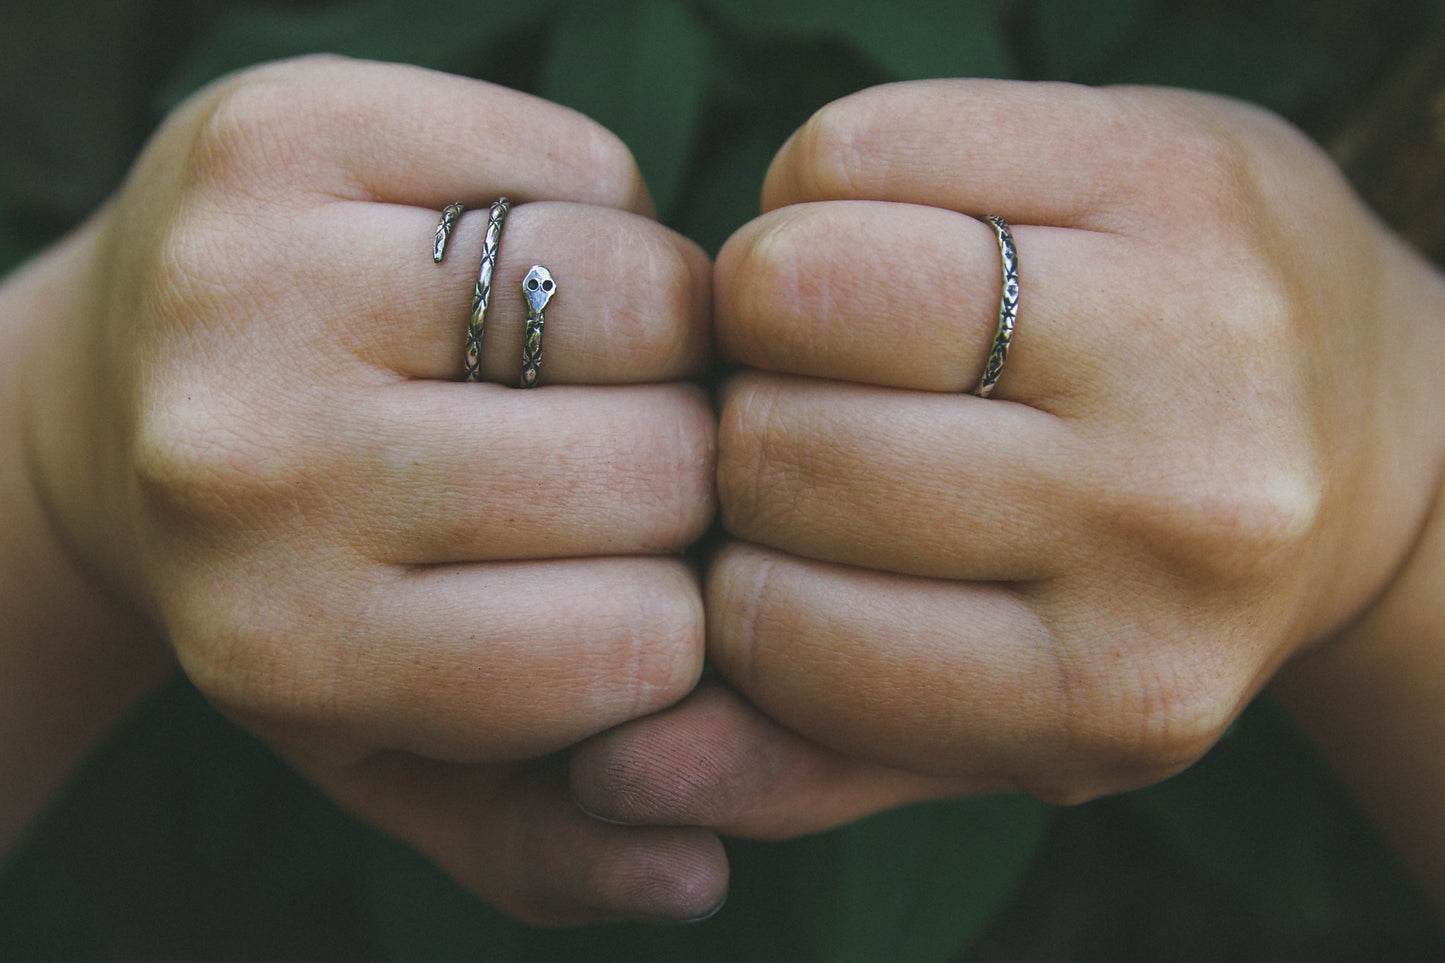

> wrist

[
  {"left": 0, "top": 220, "right": 174, "bottom": 858},
  {"left": 1294, "top": 226, "right": 1445, "bottom": 647},
  {"left": 1273, "top": 245, "right": 1445, "bottom": 907}
]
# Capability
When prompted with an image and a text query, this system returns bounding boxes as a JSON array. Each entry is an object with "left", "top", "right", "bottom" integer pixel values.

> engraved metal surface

[
  {"left": 971, "top": 214, "right": 1019, "bottom": 398},
  {"left": 462, "top": 198, "right": 511, "bottom": 382},
  {"left": 519, "top": 265, "right": 555, "bottom": 389},
  {"left": 432, "top": 202, "right": 465, "bottom": 263}
]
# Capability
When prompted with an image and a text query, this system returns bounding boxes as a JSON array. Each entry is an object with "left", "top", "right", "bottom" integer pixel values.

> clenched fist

[
  {"left": 13, "top": 56, "right": 724, "bottom": 924},
  {"left": 573, "top": 80, "right": 1445, "bottom": 845}
]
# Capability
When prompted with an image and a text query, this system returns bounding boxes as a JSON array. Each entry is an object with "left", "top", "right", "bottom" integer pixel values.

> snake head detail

[{"left": 522, "top": 265, "right": 556, "bottom": 314}]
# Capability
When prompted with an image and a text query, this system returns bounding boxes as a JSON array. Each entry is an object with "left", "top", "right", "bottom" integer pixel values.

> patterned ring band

[
  {"left": 432, "top": 201, "right": 465, "bottom": 264},
  {"left": 432, "top": 198, "right": 513, "bottom": 382},
  {"left": 971, "top": 214, "right": 1019, "bottom": 398}
]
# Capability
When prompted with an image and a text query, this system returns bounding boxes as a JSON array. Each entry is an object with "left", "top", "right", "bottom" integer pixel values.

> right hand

[{"left": 20, "top": 56, "right": 721, "bottom": 924}]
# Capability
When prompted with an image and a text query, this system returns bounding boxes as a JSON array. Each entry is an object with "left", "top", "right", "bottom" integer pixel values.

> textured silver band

[
  {"left": 432, "top": 197, "right": 510, "bottom": 383},
  {"left": 432, "top": 202, "right": 465, "bottom": 264},
  {"left": 431, "top": 198, "right": 513, "bottom": 381},
  {"left": 971, "top": 214, "right": 1019, "bottom": 398},
  {"left": 519, "top": 265, "right": 555, "bottom": 389},
  {"left": 464, "top": 198, "right": 512, "bottom": 382}
]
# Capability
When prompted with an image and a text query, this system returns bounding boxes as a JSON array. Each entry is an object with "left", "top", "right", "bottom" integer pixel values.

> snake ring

[
  {"left": 432, "top": 198, "right": 512, "bottom": 382},
  {"left": 432, "top": 202, "right": 465, "bottom": 264},
  {"left": 519, "top": 265, "right": 556, "bottom": 389}
]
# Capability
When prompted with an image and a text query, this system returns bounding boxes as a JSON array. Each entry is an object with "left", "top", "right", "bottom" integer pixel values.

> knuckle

[
  {"left": 128, "top": 227, "right": 325, "bottom": 525},
  {"left": 175, "top": 600, "right": 339, "bottom": 735},
  {"left": 1118, "top": 95, "right": 1251, "bottom": 200},
  {"left": 1191, "top": 470, "right": 1320, "bottom": 583},
  {"left": 1115, "top": 661, "right": 1232, "bottom": 781},
  {"left": 190, "top": 85, "right": 290, "bottom": 191},
  {"left": 131, "top": 379, "right": 309, "bottom": 525},
  {"left": 614, "top": 567, "right": 705, "bottom": 716},
  {"left": 1211, "top": 256, "right": 1296, "bottom": 348},
  {"left": 141, "top": 204, "right": 290, "bottom": 339},
  {"left": 1169, "top": 121, "right": 1252, "bottom": 200},
  {"left": 1130, "top": 460, "right": 1321, "bottom": 587},
  {"left": 716, "top": 375, "right": 787, "bottom": 541},
  {"left": 1036, "top": 642, "right": 1238, "bottom": 803},
  {"left": 187, "top": 60, "right": 339, "bottom": 194},
  {"left": 1104, "top": 284, "right": 1319, "bottom": 585},
  {"left": 564, "top": 117, "right": 649, "bottom": 211},
  {"left": 1105, "top": 91, "right": 1273, "bottom": 227},
  {"left": 607, "top": 388, "right": 717, "bottom": 551},
  {"left": 719, "top": 208, "right": 829, "bottom": 361},
  {"left": 147, "top": 211, "right": 235, "bottom": 302},
  {"left": 703, "top": 543, "right": 780, "bottom": 690},
  {"left": 131, "top": 391, "right": 257, "bottom": 520},
  {"left": 638, "top": 232, "right": 710, "bottom": 376},
  {"left": 788, "top": 96, "right": 869, "bottom": 200}
]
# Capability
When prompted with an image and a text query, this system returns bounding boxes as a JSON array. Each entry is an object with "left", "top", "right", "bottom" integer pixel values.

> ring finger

[{"left": 311, "top": 200, "right": 712, "bottom": 385}]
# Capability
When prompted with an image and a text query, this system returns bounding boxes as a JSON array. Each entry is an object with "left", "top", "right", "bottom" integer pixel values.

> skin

[
  {"left": 568, "top": 80, "right": 1445, "bottom": 908},
  {"left": 6, "top": 63, "right": 1445, "bottom": 926},
  {"left": 0, "top": 57, "right": 727, "bottom": 925}
]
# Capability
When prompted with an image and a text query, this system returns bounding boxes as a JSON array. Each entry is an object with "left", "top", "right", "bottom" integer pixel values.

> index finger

[
  {"left": 761, "top": 79, "right": 1236, "bottom": 228},
  {"left": 190, "top": 56, "right": 654, "bottom": 213}
]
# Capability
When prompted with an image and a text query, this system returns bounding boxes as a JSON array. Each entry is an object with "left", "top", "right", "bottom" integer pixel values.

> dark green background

[{"left": 2, "top": 0, "right": 1444, "bottom": 959}]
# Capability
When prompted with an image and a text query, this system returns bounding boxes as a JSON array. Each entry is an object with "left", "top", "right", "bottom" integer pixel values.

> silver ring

[
  {"left": 432, "top": 202, "right": 465, "bottom": 264},
  {"left": 465, "top": 198, "right": 512, "bottom": 382},
  {"left": 432, "top": 199, "right": 512, "bottom": 382},
  {"left": 519, "top": 265, "right": 555, "bottom": 388},
  {"left": 971, "top": 214, "right": 1019, "bottom": 398}
]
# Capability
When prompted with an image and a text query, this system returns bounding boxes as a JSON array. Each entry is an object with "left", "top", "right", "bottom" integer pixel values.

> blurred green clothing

[{"left": 2, "top": 1, "right": 1443, "bottom": 959}]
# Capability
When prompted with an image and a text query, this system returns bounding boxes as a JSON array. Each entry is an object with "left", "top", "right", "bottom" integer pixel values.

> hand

[
  {"left": 571, "top": 79, "right": 1445, "bottom": 837},
  {"left": 18, "top": 56, "right": 722, "bottom": 924}
]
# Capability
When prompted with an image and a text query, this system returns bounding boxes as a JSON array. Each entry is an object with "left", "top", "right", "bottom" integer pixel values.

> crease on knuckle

[
  {"left": 1131, "top": 460, "right": 1321, "bottom": 588},
  {"left": 614, "top": 570, "right": 704, "bottom": 718},
  {"left": 1032, "top": 633, "right": 1234, "bottom": 804},
  {"left": 186, "top": 72, "right": 323, "bottom": 197},
  {"left": 618, "top": 231, "right": 705, "bottom": 376},
  {"left": 716, "top": 379, "right": 778, "bottom": 540},
  {"left": 708, "top": 546, "right": 786, "bottom": 694},
  {"left": 131, "top": 369, "right": 328, "bottom": 531},
  {"left": 131, "top": 388, "right": 274, "bottom": 522},
  {"left": 567, "top": 120, "right": 648, "bottom": 210},
  {"left": 1120, "top": 653, "right": 1231, "bottom": 782},
  {"left": 603, "top": 392, "right": 716, "bottom": 551},
  {"left": 175, "top": 594, "right": 342, "bottom": 739}
]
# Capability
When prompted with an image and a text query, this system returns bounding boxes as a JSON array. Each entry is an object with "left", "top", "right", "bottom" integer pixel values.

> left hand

[{"left": 571, "top": 79, "right": 1445, "bottom": 836}]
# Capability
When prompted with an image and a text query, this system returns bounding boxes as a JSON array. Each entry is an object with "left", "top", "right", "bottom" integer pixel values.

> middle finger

[
  {"left": 717, "top": 371, "right": 1086, "bottom": 581},
  {"left": 357, "top": 381, "right": 717, "bottom": 565},
  {"left": 716, "top": 200, "right": 1130, "bottom": 407},
  {"left": 312, "top": 200, "right": 713, "bottom": 385}
]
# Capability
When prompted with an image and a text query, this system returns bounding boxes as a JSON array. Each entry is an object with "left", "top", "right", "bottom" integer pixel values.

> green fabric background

[{"left": 2, "top": 0, "right": 1444, "bottom": 959}]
